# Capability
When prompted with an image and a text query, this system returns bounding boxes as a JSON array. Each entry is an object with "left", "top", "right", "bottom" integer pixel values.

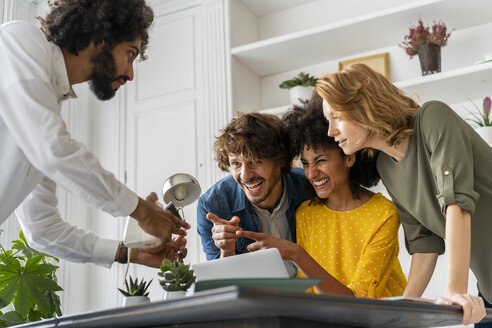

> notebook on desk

[{"left": 192, "top": 248, "right": 290, "bottom": 282}]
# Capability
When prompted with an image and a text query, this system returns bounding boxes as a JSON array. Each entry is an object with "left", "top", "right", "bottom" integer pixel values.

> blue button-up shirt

[{"left": 197, "top": 167, "right": 308, "bottom": 260}]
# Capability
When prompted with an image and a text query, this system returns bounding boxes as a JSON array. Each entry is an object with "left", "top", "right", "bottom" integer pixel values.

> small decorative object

[
  {"left": 118, "top": 276, "right": 152, "bottom": 307},
  {"left": 159, "top": 259, "right": 195, "bottom": 300},
  {"left": 0, "top": 231, "right": 62, "bottom": 326},
  {"left": 465, "top": 96, "right": 492, "bottom": 145},
  {"left": 279, "top": 72, "right": 318, "bottom": 106},
  {"left": 400, "top": 20, "right": 452, "bottom": 76},
  {"left": 339, "top": 53, "right": 389, "bottom": 79}
]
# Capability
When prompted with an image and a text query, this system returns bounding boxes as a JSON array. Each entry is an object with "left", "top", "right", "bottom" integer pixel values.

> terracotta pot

[{"left": 418, "top": 43, "right": 441, "bottom": 76}]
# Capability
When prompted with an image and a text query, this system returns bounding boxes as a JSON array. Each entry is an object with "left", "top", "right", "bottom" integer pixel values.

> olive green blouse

[{"left": 377, "top": 100, "right": 492, "bottom": 303}]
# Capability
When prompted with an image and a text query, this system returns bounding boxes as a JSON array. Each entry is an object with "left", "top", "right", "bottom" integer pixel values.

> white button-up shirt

[{"left": 0, "top": 21, "right": 138, "bottom": 267}]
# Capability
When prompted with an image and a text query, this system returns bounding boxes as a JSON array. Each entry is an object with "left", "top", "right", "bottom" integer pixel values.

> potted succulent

[
  {"left": 118, "top": 276, "right": 152, "bottom": 307},
  {"left": 279, "top": 72, "right": 318, "bottom": 106},
  {"left": 465, "top": 96, "right": 492, "bottom": 145},
  {"left": 400, "top": 20, "right": 452, "bottom": 76},
  {"left": 158, "top": 259, "right": 195, "bottom": 300}
]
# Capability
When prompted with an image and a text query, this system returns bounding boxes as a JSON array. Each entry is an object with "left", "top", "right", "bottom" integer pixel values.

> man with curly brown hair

[
  {"left": 0, "top": 0, "right": 189, "bottom": 269},
  {"left": 197, "top": 113, "right": 308, "bottom": 276}
]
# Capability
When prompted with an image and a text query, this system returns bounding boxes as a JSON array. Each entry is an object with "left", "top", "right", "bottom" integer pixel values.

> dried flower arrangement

[{"left": 400, "top": 20, "right": 452, "bottom": 58}]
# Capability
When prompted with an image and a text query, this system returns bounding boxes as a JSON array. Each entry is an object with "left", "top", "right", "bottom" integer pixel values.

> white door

[{"left": 125, "top": 5, "right": 205, "bottom": 299}]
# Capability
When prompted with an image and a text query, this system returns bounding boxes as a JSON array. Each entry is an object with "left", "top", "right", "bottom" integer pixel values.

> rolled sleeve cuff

[
  {"left": 437, "top": 168, "right": 478, "bottom": 217},
  {"left": 105, "top": 184, "right": 139, "bottom": 217},
  {"left": 92, "top": 238, "right": 120, "bottom": 268},
  {"left": 407, "top": 235, "right": 445, "bottom": 255}
]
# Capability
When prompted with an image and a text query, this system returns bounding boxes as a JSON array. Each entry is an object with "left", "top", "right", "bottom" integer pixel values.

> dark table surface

[{"left": 14, "top": 286, "right": 492, "bottom": 328}]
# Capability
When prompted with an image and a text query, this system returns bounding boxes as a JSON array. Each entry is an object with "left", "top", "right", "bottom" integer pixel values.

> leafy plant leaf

[
  {"left": 0, "top": 231, "right": 62, "bottom": 322},
  {"left": 0, "top": 311, "right": 25, "bottom": 327}
]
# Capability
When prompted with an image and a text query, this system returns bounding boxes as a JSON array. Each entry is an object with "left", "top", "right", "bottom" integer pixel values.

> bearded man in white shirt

[{"left": 0, "top": 0, "right": 189, "bottom": 268}]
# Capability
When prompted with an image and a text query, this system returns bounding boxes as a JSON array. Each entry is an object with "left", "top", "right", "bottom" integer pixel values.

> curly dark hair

[
  {"left": 38, "top": 0, "right": 154, "bottom": 59},
  {"left": 215, "top": 113, "right": 293, "bottom": 176},
  {"left": 282, "top": 92, "right": 380, "bottom": 200}
]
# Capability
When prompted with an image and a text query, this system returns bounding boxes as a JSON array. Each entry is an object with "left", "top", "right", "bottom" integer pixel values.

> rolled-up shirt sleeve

[
  {"left": 421, "top": 102, "right": 479, "bottom": 216},
  {"left": 16, "top": 176, "right": 119, "bottom": 268},
  {"left": 394, "top": 200, "right": 445, "bottom": 255}
]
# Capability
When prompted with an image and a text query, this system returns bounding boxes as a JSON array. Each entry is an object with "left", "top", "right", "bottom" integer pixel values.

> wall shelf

[
  {"left": 259, "top": 61, "right": 492, "bottom": 115},
  {"left": 231, "top": 0, "right": 492, "bottom": 76},
  {"left": 395, "top": 61, "right": 492, "bottom": 104}
]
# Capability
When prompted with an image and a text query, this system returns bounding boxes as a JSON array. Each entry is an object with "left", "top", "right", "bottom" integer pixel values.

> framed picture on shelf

[{"left": 339, "top": 53, "right": 389, "bottom": 79}]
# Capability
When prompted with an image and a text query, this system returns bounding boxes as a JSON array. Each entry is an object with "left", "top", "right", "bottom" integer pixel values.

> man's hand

[
  {"left": 131, "top": 235, "right": 188, "bottom": 268},
  {"left": 236, "top": 230, "right": 300, "bottom": 262},
  {"left": 206, "top": 213, "right": 241, "bottom": 258},
  {"left": 130, "top": 192, "right": 190, "bottom": 243}
]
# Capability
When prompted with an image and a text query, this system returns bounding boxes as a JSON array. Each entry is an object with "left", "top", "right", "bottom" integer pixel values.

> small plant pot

[
  {"left": 475, "top": 126, "right": 492, "bottom": 146},
  {"left": 289, "top": 86, "right": 315, "bottom": 106},
  {"left": 122, "top": 296, "right": 150, "bottom": 307},
  {"left": 418, "top": 43, "right": 441, "bottom": 76},
  {"left": 163, "top": 290, "right": 186, "bottom": 301}
]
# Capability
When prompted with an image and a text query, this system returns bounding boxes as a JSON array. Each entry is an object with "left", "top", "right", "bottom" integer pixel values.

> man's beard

[{"left": 89, "top": 46, "right": 118, "bottom": 101}]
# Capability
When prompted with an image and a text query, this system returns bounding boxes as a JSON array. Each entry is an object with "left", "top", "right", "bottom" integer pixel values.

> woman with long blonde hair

[{"left": 317, "top": 63, "right": 490, "bottom": 327}]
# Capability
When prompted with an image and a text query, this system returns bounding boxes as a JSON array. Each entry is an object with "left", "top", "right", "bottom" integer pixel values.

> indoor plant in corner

[
  {"left": 118, "top": 276, "right": 152, "bottom": 307},
  {"left": 400, "top": 19, "right": 452, "bottom": 76},
  {"left": 0, "top": 231, "right": 62, "bottom": 327},
  {"left": 465, "top": 96, "right": 492, "bottom": 145},
  {"left": 159, "top": 259, "right": 195, "bottom": 300},
  {"left": 279, "top": 72, "right": 318, "bottom": 106}
]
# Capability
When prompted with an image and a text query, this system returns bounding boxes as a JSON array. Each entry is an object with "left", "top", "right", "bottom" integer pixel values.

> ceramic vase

[
  {"left": 122, "top": 296, "right": 150, "bottom": 307},
  {"left": 475, "top": 126, "right": 492, "bottom": 146},
  {"left": 418, "top": 43, "right": 441, "bottom": 76},
  {"left": 289, "top": 86, "right": 315, "bottom": 106}
]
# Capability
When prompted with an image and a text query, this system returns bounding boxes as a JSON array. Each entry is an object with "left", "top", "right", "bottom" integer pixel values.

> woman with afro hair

[{"left": 237, "top": 93, "right": 407, "bottom": 298}]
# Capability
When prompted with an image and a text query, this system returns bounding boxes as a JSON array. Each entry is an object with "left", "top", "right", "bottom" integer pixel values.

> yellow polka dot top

[{"left": 296, "top": 192, "right": 407, "bottom": 298}]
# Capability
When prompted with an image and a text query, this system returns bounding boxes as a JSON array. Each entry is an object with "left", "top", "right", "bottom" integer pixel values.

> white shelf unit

[{"left": 227, "top": 0, "right": 492, "bottom": 115}]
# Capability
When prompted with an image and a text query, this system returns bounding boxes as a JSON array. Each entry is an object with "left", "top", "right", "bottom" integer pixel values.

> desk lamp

[
  {"left": 162, "top": 173, "right": 201, "bottom": 221},
  {"left": 123, "top": 173, "right": 201, "bottom": 248}
]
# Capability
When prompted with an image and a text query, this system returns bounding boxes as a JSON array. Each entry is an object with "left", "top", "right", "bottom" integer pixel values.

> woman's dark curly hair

[
  {"left": 282, "top": 92, "right": 380, "bottom": 200},
  {"left": 38, "top": 0, "right": 154, "bottom": 59},
  {"left": 215, "top": 113, "right": 293, "bottom": 176}
]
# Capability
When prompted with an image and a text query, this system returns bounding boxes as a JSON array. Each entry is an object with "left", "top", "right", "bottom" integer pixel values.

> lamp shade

[{"left": 162, "top": 173, "right": 201, "bottom": 208}]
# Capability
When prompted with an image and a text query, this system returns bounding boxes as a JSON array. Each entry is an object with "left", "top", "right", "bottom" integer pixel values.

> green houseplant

[
  {"left": 118, "top": 276, "right": 152, "bottom": 307},
  {"left": 0, "top": 231, "right": 62, "bottom": 327},
  {"left": 279, "top": 72, "right": 318, "bottom": 106},
  {"left": 158, "top": 259, "right": 195, "bottom": 300},
  {"left": 400, "top": 20, "right": 452, "bottom": 75}
]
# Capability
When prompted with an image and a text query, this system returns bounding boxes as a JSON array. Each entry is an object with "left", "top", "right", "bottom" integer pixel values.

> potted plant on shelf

[
  {"left": 158, "top": 259, "right": 195, "bottom": 300},
  {"left": 0, "top": 231, "right": 62, "bottom": 327},
  {"left": 118, "top": 276, "right": 152, "bottom": 307},
  {"left": 279, "top": 72, "right": 318, "bottom": 106},
  {"left": 465, "top": 96, "right": 492, "bottom": 145},
  {"left": 400, "top": 20, "right": 452, "bottom": 76}
]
